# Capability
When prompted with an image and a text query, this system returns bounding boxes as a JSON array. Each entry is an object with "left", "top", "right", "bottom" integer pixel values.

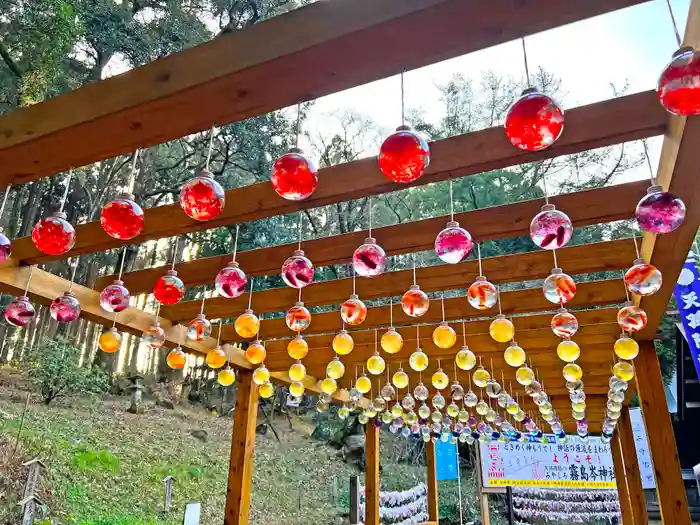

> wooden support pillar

[
  {"left": 365, "top": 422, "right": 380, "bottom": 525},
  {"left": 611, "top": 429, "right": 635, "bottom": 525},
  {"left": 635, "top": 341, "right": 691, "bottom": 525},
  {"left": 618, "top": 408, "right": 649, "bottom": 525},
  {"left": 479, "top": 493, "right": 491, "bottom": 525},
  {"left": 224, "top": 370, "right": 259, "bottom": 525},
  {"left": 425, "top": 441, "right": 439, "bottom": 522}
]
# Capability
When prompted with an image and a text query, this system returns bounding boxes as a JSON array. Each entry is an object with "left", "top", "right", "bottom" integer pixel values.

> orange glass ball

[
  {"left": 167, "top": 347, "right": 186, "bottom": 369},
  {"left": 340, "top": 295, "right": 368, "bottom": 326},
  {"left": 206, "top": 346, "right": 228, "bottom": 369},
  {"left": 287, "top": 334, "right": 309, "bottom": 360},
  {"left": 218, "top": 367, "right": 236, "bottom": 386},
  {"left": 401, "top": 284, "right": 429, "bottom": 317},
  {"left": 245, "top": 340, "right": 266, "bottom": 365},
  {"left": 235, "top": 309, "right": 260, "bottom": 338},
  {"left": 98, "top": 328, "right": 122, "bottom": 353}
]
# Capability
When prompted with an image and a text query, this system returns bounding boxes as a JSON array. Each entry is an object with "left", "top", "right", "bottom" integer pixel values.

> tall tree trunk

[{"left": 18, "top": 181, "right": 44, "bottom": 237}]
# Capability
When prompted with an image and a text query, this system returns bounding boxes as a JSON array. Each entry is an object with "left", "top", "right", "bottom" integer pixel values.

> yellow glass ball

[
  {"left": 235, "top": 309, "right": 260, "bottom": 338},
  {"left": 245, "top": 340, "right": 266, "bottom": 365},
  {"left": 381, "top": 328, "right": 404, "bottom": 354},
  {"left": 455, "top": 347, "right": 476, "bottom": 370},
  {"left": 432, "top": 370, "right": 449, "bottom": 390},
  {"left": 473, "top": 367, "right": 490, "bottom": 388},
  {"left": 289, "top": 381, "right": 305, "bottom": 397},
  {"left": 326, "top": 358, "right": 345, "bottom": 380},
  {"left": 365, "top": 406, "right": 377, "bottom": 418},
  {"left": 392, "top": 369, "right": 409, "bottom": 389},
  {"left": 506, "top": 402, "right": 519, "bottom": 415},
  {"left": 405, "top": 411, "right": 418, "bottom": 425},
  {"left": 321, "top": 377, "right": 337, "bottom": 394},
  {"left": 98, "top": 328, "right": 122, "bottom": 353},
  {"left": 332, "top": 330, "right": 354, "bottom": 356},
  {"left": 367, "top": 353, "right": 386, "bottom": 375},
  {"left": 356, "top": 375, "right": 372, "bottom": 394},
  {"left": 409, "top": 350, "right": 429, "bottom": 372},
  {"left": 381, "top": 411, "right": 393, "bottom": 424},
  {"left": 447, "top": 403, "right": 459, "bottom": 418},
  {"left": 476, "top": 400, "right": 489, "bottom": 415},
  {"left": 432, "top": 323, "right": 456, "bottom": 349},
  {"left": 504, "top": 344, "right": 526, "bottom": 367},
  {"left": 206, "top": 347, "right": 227, "bottom": 369},
  {"left": 391, "top": 404, "right": 404, "bottom": 418},
  {"left": 287, "top": 335, "right": 309, "bottom": 360},
  {"left": 572, "top": 400, "right": 586, "bottom": 412},
  {"left": 252, "top": 365, "right": 270, "bottom": 385},
  {"left": 489, "top": 315, "right": 515, "bottom": 343},
  {"left": 418, "top": 404, "right": 431, "bottom": 419},
  {"left": 556, "top": 340, "right": 581, "bottom": 363},
  {"left": 259, "top": 382, "right": 275, "bottom": 399},
  {"left": 614, "top": 336, "right": 640, "bottom": 360},
  {"left": 218, "top": 367, "right": 236, "bottom": 386},
  {"left": 613, "top": 361, "right": 635, "bottom": 382},
  {"left": 289, "top": 361, "right": 306, "bottom": 382},
  {"left": 562, "top": 363, "right": 583, "bottom": 382},
  {"left": 516, "top": 366, "right": 535, "bottom": 386}
]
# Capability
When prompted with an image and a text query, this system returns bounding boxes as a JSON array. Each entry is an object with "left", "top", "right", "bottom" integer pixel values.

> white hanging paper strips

[
  {"left": 358, "top": 482, "right": 428, "bottom": 525},
  {"left": 512, "top": 487, "right": 621, "bottom": 523}
]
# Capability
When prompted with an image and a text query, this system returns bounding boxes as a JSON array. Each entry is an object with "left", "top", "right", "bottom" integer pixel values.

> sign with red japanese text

[{"left": 479, "top": 436, "right": 616, "bottom": 489}]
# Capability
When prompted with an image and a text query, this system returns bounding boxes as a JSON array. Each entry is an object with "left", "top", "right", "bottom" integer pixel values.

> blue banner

[
  {"left": 674, "top": 251, "right": 700, "bottom": 381},
  {"left": 435, "top": 440, "right": 458, "bottom": 481}
]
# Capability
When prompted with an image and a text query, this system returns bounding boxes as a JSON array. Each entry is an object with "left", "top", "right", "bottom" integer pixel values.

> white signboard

[
  {"left": 479, "top": 435, "right": 616, "bottom": 489},
  {"left": 629, "top": 407, "right": 656, "bottom": 489}
]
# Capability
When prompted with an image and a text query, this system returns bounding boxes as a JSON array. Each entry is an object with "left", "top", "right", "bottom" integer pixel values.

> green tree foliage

[{"left": 22, "top": 336, "right": 108, "bottom": 404}]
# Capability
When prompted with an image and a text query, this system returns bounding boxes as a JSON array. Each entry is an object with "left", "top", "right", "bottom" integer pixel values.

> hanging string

[
  {"left": 127, "top": 149, "right": 141, "bottom": 194},
  {"left": 631, "top": 231, "right": 641, "bottom": 259},
  {"left": 204, "top": 126, "right": 216, "bottom": 171},
  {"left": 541, "top": 171, "right": 550, "bottom": 205},
  {"left": 441, "top": 293, "right": 446, "bottom": 321},
  {"left": 231, "top": 224, "right": 240, "bottom": 263},
  {"left": 297, "top": 213, "right": 303, "bottom": 251},
  {"left": 521, "top": 38, "right": 532, "bottom": 88},
  {"left": 154, "top": 302, "right": 161, "bottom": 322},
  {"left": 200, "top": 289, "right": 207, "bottom": 315},
  {"left": 497, "top": 285, "right": 503, "bottom": 315},
  {"left": 23, "top": 266, "right": 34, "bottom": 297},
  {"left": 117, "top": 247, "right": 128, "bottom": 280},
  {"left": 112, "top": 311, "right": 118, "bottom": 329},
  {"left": 665, "top": 0, "right": 683, "bottom": 47},
  {"left": 641, "top": 140, "right": 658, "bottom": 186},
  {"left": 248, "top": 278, "right": 255, "bottom": 309},
  {"left": 294, "top": 102, "right": 302, "bottom": 149},
  {"left": 623, "top": 275, "right": 631, "bottom": 303},
  {"left": 59, "top": 169, "right": 73, "bottom": 213},
  {"left": 400, "top": 72, "right": 406, "bottom": 125},
  {"left": 368, "top": 197, "right": 373, "bottom": 238},
  {"left": 67, "top": 258, "right": 79, "bottom": 293},
  {"left": 352, "top": 270, "right": 356, "bottom": 295},
  {"left": 374, "top": 328, "right": 378, "bottom": 352},
  {"left": 448, "top": 179, "right": 455, "bottom": 222},
  {"left": 389, "top": 297, "right": 394, "bottom": 327},
  {"left": 171, "top": 237, "right": 180, "bottom": 270},
  {"left": 298, "top": 287, "right": 302, "bottom": 304},
  {"left": 462, "top": 320, "right": 467, "bottom": 347},
  {"left": 412, "top": 254, "right": 417, "bottom": 285},
  {"left": 477, "top": 243, "right": 484, "bottom": 276},
  {"left": 0, "top": 185, "right": 11, "bottom": 224},
  {"left": 217, "top": 319, "right": 223, "bottom": 347},
  {"left": 416, "top": 324, "right": 420, "bottom": 347},
  {"left": 552, "top": 249, "right": 558, "bottom": 269}
]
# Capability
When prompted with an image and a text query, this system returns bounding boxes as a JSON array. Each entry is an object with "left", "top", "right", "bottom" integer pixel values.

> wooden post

[
  {"left": 618, "top": 407, "right": 650, "bottom": 525},
  {"left": 425, "top": 441, "right": 439, "bottom": 522},
  {"left": 635, "top": 341, "right": 691, "bottom": 525},
  {"left": 224, "top": 370, "right": 258, "bottom": 525},
  {"left": 349, "top": 475, "right": 360, "bottom": 524},
  {"left": 365, "top": 422, "right": 380, "bottom": 525},
  {"left": 480, "top": 492, "right": 491, "bottom": 525},
  {"left": 611, "top": 431, "right": 635, "bottom": 525}
]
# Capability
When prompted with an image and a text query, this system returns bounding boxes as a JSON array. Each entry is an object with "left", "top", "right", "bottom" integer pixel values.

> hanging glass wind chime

[
  {"left": 467, "top": 243, "right": 498, "bottom": 310},
  {"left": 0, "top": 185, "right": 13, "bottom": 262},
  {"left": 340, "top": 271, "right": 368, "bottom": 326},
  {"left": 180, "top": 126, "right": 226, "bottom": 221},
  {"left": 6, "top": 266, "right": 36, "bottom": 327},
  {"left": 215, "top": 224, "right": 248, "bottom": 299},
  {"left": 101, "top": 149, "right": 145, "bottom": 240},
  {"left": 188, "top": 290, "right": 213, "bottom": 341},
  {"left": 32, "top": 170, "right": 76, "bottom": 256},
  {"left": 50, "top": 257, "right": 81, "bottom": 323},
  {"left": 353, "top": 197, "right": 387, "bottom": 277},
  {"left": 434, "top": 179, "right": 473, "bottom": 264},
  {"left": 154, "top": 237, "right": 186, "bottom": 305},
  {"left": 142, "top": 303, "right": 166, "bottom": 349},
  {"left": 281, "top": 214, "right": 315, "bottom": 289},
  {"left": 100, "top": 247, "right": 131, "bottom": 313},
  {"left": 235, "top": 278, "right": 260, "bottom": 339},
  {"left": 402, "top": 255, "right": 429, "bottom": 317}
]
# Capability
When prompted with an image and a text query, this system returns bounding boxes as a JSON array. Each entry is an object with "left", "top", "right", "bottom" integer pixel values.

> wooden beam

[
  {"left": 618, "top": 407, "right": 649, "bottom": 525},
  {"left": 160, "top": 239, "right": 635, "bottom": 322},
  {"left": 365, "top": 421, "right": 380, "bottom": 525},
  {"left": 425, "top": 441, "right": 439, "bottom": 523},
  {"left": 0, "top": 0, "right": 653, "bottom": 187},
  {"left": 479, "top": 493, "right": 491, "bottom": 525},
  {"left": 611, "top": 430, "right": 635, "bottom": 525},
  {"left": 634, "top": 341, "right": 690, "bottom": 525},
  {"left": 224, "top": 369, "right": 258, "bottom": 525},
  {"left": 97, "top": 179, "right": 648, "bottom": 294}
]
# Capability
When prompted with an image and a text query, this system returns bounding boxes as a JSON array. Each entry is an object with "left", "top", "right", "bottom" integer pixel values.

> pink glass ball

[
  {"left": 505, "top": 88, "right": 564, "bottom": 151},
  {"left": 100, "top": 193, "right": 144, "bottom": 240},
  {"left": 551, "top": 309, "right": 579, "bottom": 338},
  {"left": 635, "top": 186, "right": 686, "bottom": 234},
  {"left": 657, "top": 47, "right": 700, "bottom": 116},
  {"left": 187, "top": 313, "right": 212, "bottom": 341},
  {"left": 270, "top": 148, "right": 318, "bottom": 201},
  {"left": 378, "top": 125, "right": 430, "bottom": 184},
  {"left": 617, "top": 304, "right": 648, "bottom": 333},
  {"left": 142, "top": 323, "right": 166, "bottom": 348},
  {"left": 625, "top": 259, "right": 662, "bottom": 296},
  {"left": 215, "top": 262, "right": 247, "bottom": 298},
  {"left": 154, "top": 269, "right": 185, "bottom": 305},
  {"left": 286, "top": 302, "right": 311, "bottom": 332},
  {"left": 530, "top": 204, "right": 573, "bottom": 250},
  {"left": 0, "top": 230, "right": 11, "bottom": 263},
  {"left": 281, "top": 249, "right": 314, "bottom": 288},
  {"left": 435, "top": 221, "right": 473, "bottom": 264},
  {"left": 50, "top": 291, "right": 81, "bottom": 323},
  {"left": 467, "top": 277, "right": 498, "bottom": 310},
  {"left": 341, "top": 295, "right": 368, "bottom": 326},
  {"left": 352, "top": 237, "right": 387, "bottom": 277},
  {"left": 179, "top": 169, "right": 225, "bottom": 221},
  {"left": 99, "top": 279, "right": 131, "bottom": 313},
  {"left": 5, "top": 296, "right": 35, "bottom": 327},
  {"left": 401, "top": 284, "right": 429, "bottom": 317},
  {"left": 32, "top": 212, "right": 76, "bottom": 255},
  {"left": 542, "top": 269, "right": 576, "bottom": 304}
]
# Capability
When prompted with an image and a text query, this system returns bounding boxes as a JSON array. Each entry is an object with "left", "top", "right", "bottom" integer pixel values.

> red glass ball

[
  {"left": 50, "top": 291, "right": 81, "bottom": 323},
  {"left": 32, "top": 212, "right": 76, "bottom": 255},
  {"left": 215, "top": 262, "right": 247, "bottom": 298},
  {"left": 154, "top": 269, "right": 185, "bottom": 305},
  {"left": 100, "top": 193, "right": 145, "bottom": 240},
  {"left": 179, "top": 170, "right": 225, "bottom": 221},
  {"left": 270, "top": 148, "right": 318, "bottom": 201},
  {"left": 505, "top": 88, "right": 564, "bottom": 151},
  {"left": 5, "top": 296, "right": 35, "bottom": 327},
  {"left": 99, "top": 280, "right": 131, "bottom": 313},
  {"left": 378, "top": 126, "right": 430, "bottom": 184},
  {"left": 658, "top": 47, "right": 700, "bottom": 116},
  {"left": 0, "top": 230, "right": 11, "bottom": 263}
]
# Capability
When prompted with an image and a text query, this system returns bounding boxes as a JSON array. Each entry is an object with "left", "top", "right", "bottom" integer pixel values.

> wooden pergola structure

[{"left": 0, "top": 0, "right": 698, "bottom": 524}]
